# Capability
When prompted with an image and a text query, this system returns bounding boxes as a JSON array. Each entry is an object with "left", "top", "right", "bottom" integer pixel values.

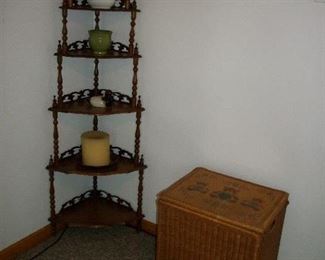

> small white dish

[
  {"left": 88, "top": 0, "right": 115, "bottom": 9},
  {"left": 90, "top": 96, "right": 106, "bottom": 108}
]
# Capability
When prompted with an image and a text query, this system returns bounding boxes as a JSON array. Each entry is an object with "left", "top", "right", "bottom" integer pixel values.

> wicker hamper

[{"left": 157, "top": 168, "right": 289, "bottom": 260}]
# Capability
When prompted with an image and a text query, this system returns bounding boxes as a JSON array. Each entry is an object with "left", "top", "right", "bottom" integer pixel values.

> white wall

[
  {"left": 134, "top": 1, "right": 324, "bottom": 260},
  {"left": 0, "top": 0, "right": 93, "bottom": 249},
  {"left": 0, "top": 1, "right": 324, "bottom": 260},
  {"left": 0, "top": 0, "right": 5, "bottom": 249}
]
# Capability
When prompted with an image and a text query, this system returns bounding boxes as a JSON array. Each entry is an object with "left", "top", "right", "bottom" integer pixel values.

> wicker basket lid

[{"left": 158, "top": 167, "right": 289, "bottom": 234}]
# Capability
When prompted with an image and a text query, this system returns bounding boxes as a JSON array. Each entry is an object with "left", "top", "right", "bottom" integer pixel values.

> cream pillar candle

[{"left": 81, "top": 131, "right": 110, "bottom": 167}]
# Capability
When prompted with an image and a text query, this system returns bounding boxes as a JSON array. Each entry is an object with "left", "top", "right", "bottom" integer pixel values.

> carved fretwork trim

[
  {"left": 69, "top": 0, "right": 90, "bottom": 8},
  {"left": 67, "top": 0, "right": 137, "bottom": 10},
  {"left": 67, "top": 40, "right": 89, "bottom": 51},
  {"left": 61, "top": 89, "right": 132, "bottom": 104},
  {"left": 59, "top": 189, "right": 134, "bottom": 212},
  {"left": 59, "top": 146, "right": 134, "bottom": 160},
  {"left": 62, "top": 89, "right": 92, "bottom": 103},
  {"left": 60, "top": 146, "right": 81, "bottom": 160},
  {"left": 67, "top": 40, "right": 129, "bottom": 54},
  {"left": 111, "top": 146, "right": 134, "bottom": 160}
]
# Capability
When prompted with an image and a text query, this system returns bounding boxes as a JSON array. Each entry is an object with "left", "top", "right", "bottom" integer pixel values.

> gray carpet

[{"left": 16, "top": 226, "right": 156, "bottom": 260}]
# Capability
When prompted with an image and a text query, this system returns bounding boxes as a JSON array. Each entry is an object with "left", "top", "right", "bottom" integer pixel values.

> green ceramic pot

[{"left": 89, "top": 29, "right": 112, "bottom": 55}]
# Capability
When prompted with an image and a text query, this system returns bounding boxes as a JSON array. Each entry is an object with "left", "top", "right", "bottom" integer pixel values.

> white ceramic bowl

[
  {"left": 90, "top": 96, "right": 106, "bottom": 108},
  {"left": 88, "top": 0, "right": 115, "bottom": 9}
]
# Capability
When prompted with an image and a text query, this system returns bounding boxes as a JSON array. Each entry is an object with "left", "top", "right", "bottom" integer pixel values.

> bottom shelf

[{"left": 52, "top": 190, "right": 140, "bottom": 227}]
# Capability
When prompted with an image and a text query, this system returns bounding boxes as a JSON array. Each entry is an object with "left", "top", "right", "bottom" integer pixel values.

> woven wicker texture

[{"left": 157, "top": 167, "right": 289, "bottom": 260}]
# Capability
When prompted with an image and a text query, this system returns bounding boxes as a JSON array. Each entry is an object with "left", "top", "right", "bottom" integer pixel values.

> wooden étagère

[{"left": 47, "top": 0, "right": 145, "bottom": 233}]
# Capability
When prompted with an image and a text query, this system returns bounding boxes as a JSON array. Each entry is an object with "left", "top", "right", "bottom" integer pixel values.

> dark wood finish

[
  {"left": 49, "top": 157, "right": 56, "bottom": 234},
  {"left": 129, "top": 6, "right": 137, "bottom": 54},
  {"left": 49, "top": 89, "right": 144, "bottom": 115},
  {"left": 67, "top": 0, "right": 74, "bottom": 8},
  {"left": 57, "top": 43, "right": 63, "bottom": 104},
  {"left": 54, "top": 190, "right": 138, "bottom": 227},
  {"left": 58, "top": 88, "right": 132, "bottom": 104},
  {"left": 50, "top": 99, "right": 143, "bottom": 115},
  {"left": 59, "top": 0, "right": 140, "bottom": 12},
  {"left": 61, "top": 3, "right": 68, "bottom": 52},
  {"left": 136, "top": 155, "right": 144, "bottom": 231},
  {"left": 58, "top": 40, "right": 133, "bottom": 56},
  {"left": 92, "top": 115, "right": 98, "bottom": 130},
  {"left": 48, "top": 146, "right": 146, "bottom": 176},
  {"left": 62, "top": 6, "right": 140, "bottom": 12},
  {"left": 93, "top": 176, "right": 98, "bottom": 191},
  {"left": 124, "top": 0, "right": 131, "bottom": 10},
  {"left": 132, "top": 45, "right": 139, "bottom": 106},
  {"left": 93, "top": 58, "right": 99, "bottom": 94},
  {"left": 48, "top": 0, "right": 145, "bottom": 232},
  {"left": 95, "top": 10, "right": 100, "bottom": 30},
  {"left": 92, "top": 115, "right": 99, "bottom": 192},
  {"left": 52, "top": 97, "right": 59, "bottom": 162},
  {"left": 134, "top": 97, "right": 141, "bottom": 162}
]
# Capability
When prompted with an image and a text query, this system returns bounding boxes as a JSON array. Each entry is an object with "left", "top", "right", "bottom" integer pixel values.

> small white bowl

[
  {"left": 88, "top": 0, "right": 115, "bottom": 9},
  {"left": 90, "top": 96, "right": 106, "bottom": 108}
]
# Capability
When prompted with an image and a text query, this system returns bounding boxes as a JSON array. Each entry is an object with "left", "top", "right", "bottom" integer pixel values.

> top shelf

[
  {"left": 60, "top": 6, "right": 140, "bottom": 12},
  {"left": 60, "top": 0, "right": 140, "bottom": 13},
  {"left": 56, "top": 41, "right": 141, "bottom": 59}
]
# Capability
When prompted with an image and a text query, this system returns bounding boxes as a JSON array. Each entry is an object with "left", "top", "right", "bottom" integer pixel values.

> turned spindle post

[
  {"left": 61, "top": 0, "right": 68, "bottom": 53},
  {"left": 52, "top": 97, "right": 59, "bottom": 162},
  {"left": 92, "top": 115, "right": 99, "bottom": 191},
  {"left": 129, "top": 3, "right": 137, "bottom": 54},
  {"left": 136, "top": 155, "right": 144, "bottom": 231},
  {"left": 134, "top": 96, "right": 142, "bottom": 163},
  {"left": 57, "top": 42, "right": 64, "bottom": 104},
  {"left": 132, "top": 45, "right": 139, "bottom": 106},
  {"left": 95, "top": 10, "right": 100, "bottom": 30},
  {"left": 93, "top": 58, "right": 99, "bottom": 96},
  {"left": 125, "top": 0, "right": 130, "bottom": 9},
  {"left": 49, "top": 156, "right": 57, "bottom": 234}
]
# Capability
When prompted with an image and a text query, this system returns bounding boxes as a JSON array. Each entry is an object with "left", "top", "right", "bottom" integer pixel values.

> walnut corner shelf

[
  {"left": 47, "top": 146, "right": 147, "bottom": 177},
  {"left": 56, "top": 41, "right": 141, "bottom": 59},
  {"left": 49, "top": 89, "right": 144, "bottom": 116},
  {"left": 52, "top": 190, "right": 140, "bottom": 227},
  {"left": 48, "top": 0, "right": 145, "bottom": 234}
]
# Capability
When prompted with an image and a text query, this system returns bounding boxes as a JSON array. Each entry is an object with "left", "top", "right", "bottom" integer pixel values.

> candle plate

[{"left": 77, "top": 158, "right": 118, "bottom": 172}]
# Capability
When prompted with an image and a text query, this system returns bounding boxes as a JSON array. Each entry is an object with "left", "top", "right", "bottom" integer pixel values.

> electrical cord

[{"left": 28, "top": 227, "right": 68, "bottom": 260}]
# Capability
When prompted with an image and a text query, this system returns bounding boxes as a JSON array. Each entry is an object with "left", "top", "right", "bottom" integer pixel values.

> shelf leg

[
  {"left": 52, "top": 105, "right": 59, "bottom": 162},
  {"left": 136, "top": 156, "right": 144, "bottom": 232},
  {"left": 93, "top": 115, "right": 98, "bottom": 131},
  {"left": 61, "top": 2, "right": 68, "bottom": 53},
  {"left": 93, "top": 58, "right": 99, "bottom": 95},
  {"left": 134, "top": 97, "right": 142, "bottom": 163},
  {"left": 131, "top": 46, "right": 139, "bottom": 106},
  {"left": 129, "top": 6, "right": 137, "bottom": 55},
  {"left": 57, "top": 43, "right": 63, "bottom": 104},
  {"left": 95, "top": 10, "right": 100, "bottom": 30},
  {"left": 93, "top": 176, "right": 98, "bottom": 192},
  {"left": 49, "top": 157, "right": 57, "bottom": 234},
  {"left": 91, "top": 114, "right": 99, "bottom": 196}
]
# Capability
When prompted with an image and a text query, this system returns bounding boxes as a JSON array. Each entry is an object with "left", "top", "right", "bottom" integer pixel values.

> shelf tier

[
  {"left": 59, "top": 49, "right": 135, "bottom": 59},
  {"left": 53, "top": 190, "right": 139, "bottom": 227},
  {"left": 50, "top": 99, "right": 143, "bottom": 115},
  {"left": 61, "top": 6, "right": 140, "bottom": 13},
  {"left": 49, "top": 89, "right": 144, "bottom": 115},
  {"left": 48, "top": 146, "right": 146, "bottom": 176},
  {"left": 56, "top": 41, "right": 141, "bottom": 59}
]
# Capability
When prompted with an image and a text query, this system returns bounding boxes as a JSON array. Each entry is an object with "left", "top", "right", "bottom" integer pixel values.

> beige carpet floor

[{"left": 16, "top": 225, "right": 156, "bottom": 260}]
